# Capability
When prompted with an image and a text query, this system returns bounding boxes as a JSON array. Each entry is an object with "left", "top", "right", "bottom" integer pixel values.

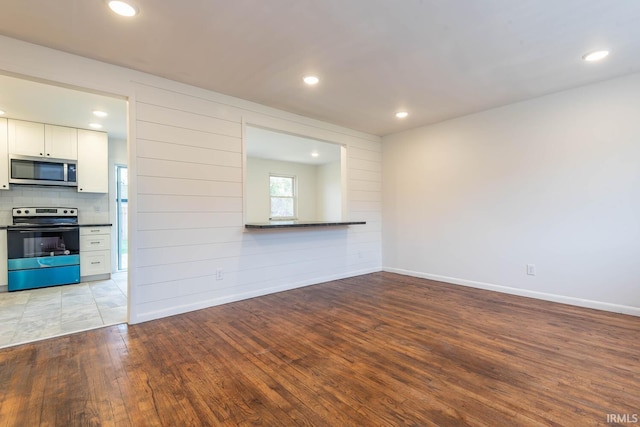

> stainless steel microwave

[{"left": 9, "top": 155, "right": 78, "bottom": 187}]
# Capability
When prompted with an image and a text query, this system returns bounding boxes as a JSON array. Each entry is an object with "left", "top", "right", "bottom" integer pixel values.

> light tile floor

[{"left": 0, "top": 272, "right": 127, "bottom": 349}]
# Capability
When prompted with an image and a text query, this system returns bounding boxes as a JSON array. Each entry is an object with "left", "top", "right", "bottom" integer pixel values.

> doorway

[{"left": 0, "top": 72, "right": 129, "bottom": 348}]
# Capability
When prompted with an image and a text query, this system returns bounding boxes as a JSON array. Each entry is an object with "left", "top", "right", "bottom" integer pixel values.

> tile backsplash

[{"left": 0, "top": 186, "right": 109, "bottom": 225}]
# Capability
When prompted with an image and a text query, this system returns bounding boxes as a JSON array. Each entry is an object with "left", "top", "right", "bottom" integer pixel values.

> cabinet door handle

[
  {"left": 90, "top": 241, "right": 100, "bottom": 244},
  {"left": 91, "top": 261, "right": 101, "bottom": 265}
]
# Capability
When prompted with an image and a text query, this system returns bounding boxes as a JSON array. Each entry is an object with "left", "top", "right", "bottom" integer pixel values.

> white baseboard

[
  {"left": 81, "top": 273, "right": 111, "bottom": 282},
  {"left": 131, "top": 267, "right": 382, "bottom": 324},
  {"left": 383, "top": 267, "right": 640, "bottom": 317}
]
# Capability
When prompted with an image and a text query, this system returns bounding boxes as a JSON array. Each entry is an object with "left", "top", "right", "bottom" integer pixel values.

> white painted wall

[
  {"left": 246, "top": 157, "right": 343, "bottom": 222},
  {"left": 0, "top": 35, "right": 382, "bottom": 323},
  {"left": 382, "top": 72, "right": 640, "bottom": 315},
  {"left": 246, "top": 157, "right": 318, "bottom": 222},
  {"left": 317, "top": 160, "right": 342, "bottom": 221}
]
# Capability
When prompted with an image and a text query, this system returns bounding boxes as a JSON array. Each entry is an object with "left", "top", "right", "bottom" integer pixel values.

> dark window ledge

[{"left": 245, "top": 220, "right": 366, "bottom": 229}]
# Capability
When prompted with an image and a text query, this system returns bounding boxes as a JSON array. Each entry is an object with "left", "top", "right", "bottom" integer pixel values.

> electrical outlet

[
  {"left": 216, "top": 269, "right": 223, "bottom": 280},
  {"left": 526, "top": 264, "right": 536, "bottom": 276}
]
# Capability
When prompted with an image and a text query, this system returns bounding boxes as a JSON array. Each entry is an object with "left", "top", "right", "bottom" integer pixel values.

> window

[{"left": 270, "top": 175, "right": 296, "bottom": 219}]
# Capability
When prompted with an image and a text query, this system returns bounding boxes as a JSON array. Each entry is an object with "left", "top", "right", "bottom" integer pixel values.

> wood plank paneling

[
  {"left": 349, "top": 169, "right": 382, "bottom": 182},
  {"left": 136, "top": 244, "right": 361, "bottom": 287},
  {"left": 137, "top": 139, "right": 242, "bottom": 167},
  {"left": 348, "top": 179, "right": 382, "bottom": 192},
  {"left": 349, "top": 157, "right": 382, "bottom": 172},
  {"left": 137, "top": 229, "right": 378, "bottom": 267},
  {"left": 136, "top": 158, "right": 242, "bottom": 182},
  {"left": 137, "top": 103, "right": 241, "bottom": 137},
  {"left": 137, "top": 212, "right": 242, "bottom": 230},
  {"left": 135, "top": 257, "right": 380, "bottom": 307},
  {"left": 244, "top": 113, "right": 380, "bottom": 149},
  {"left": 136, "top": 242, "right": 380, "bottom": 270},
  {"left": 137, "top": 121, "right": 241, "bottom": 152},
  {"left": 350, "top": 190, "right": 382, "bottom": 202},
  {"left": 349, "top": 146, "right": 382, "bottom": 162},
  {"left": 339, "top": 134, "right": 382, "bottom": 151},
  {"left": 132, "top": 82, "right": 382, "bottom": 323},
  {"left": 2, "top": 273, "right": 639, "bottom": 426},
  {"left": 349, "top": 200, "right": 382, "bottom": 213},
  {"left": 137, "top": 194, "right": 242, "bottom": 213},
  {"left": 137, "top": 176, "right": 242, "bottom": 197},
  {"left": 137, "top": 227, "right": 244, "bottom": 249},
  {"left": 135, "top": 83, "right": 244, "bottom": 123}
]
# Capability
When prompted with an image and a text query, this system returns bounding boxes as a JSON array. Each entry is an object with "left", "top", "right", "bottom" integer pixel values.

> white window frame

[{"left": 269, "top": 174, "right": 297, "bottom": 220}]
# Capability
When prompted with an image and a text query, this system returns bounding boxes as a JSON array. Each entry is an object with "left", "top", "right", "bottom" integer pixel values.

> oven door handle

[{"left": 14, "top": 227, "right": 79, "bottom": 233}]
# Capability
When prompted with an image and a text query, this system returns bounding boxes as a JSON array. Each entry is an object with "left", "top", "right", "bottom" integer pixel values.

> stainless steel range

[{"left": 7, "top": 207, "right": 80, "bottom": 291}]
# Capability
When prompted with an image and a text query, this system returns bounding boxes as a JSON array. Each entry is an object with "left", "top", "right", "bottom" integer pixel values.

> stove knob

[
  {"left": 70, "top": 210, "right": 75, "bottom": 214},
  {"left": 16, "top": 210, "right": 21, "bottom": 214},
  {"left": 63, "top": 210, "right": 68, "bottom": 214},
  {"left": 24, "top": 210, "right": 30, "bottom": 214}
]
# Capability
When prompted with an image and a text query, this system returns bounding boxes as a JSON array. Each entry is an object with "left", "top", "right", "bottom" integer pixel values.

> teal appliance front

[{"left": 7, "top": 207, "right": 80, "bottom": 291}]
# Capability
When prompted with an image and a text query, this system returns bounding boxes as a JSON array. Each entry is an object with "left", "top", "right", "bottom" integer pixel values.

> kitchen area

[{"left": 0, "top": 74, "right": 128, "bottom": 348}]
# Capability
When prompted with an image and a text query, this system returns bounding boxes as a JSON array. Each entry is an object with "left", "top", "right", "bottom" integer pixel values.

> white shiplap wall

[
  {"left": 0, "top": 35, "right": 382, "bottom": 324},
  {"left": 132, "top": 83, "right": 382, "bottom": 322}
]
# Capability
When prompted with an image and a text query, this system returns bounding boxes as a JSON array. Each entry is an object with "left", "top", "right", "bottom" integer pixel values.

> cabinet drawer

[
  {"left": 80, "top": 251, "right": 110, "bottom": 276},
  {"left": 81, "top": 226, "right": 110, "bottom": 236},
  {"left": 80, "top": 234, "right": 110, "bottom": 251}
]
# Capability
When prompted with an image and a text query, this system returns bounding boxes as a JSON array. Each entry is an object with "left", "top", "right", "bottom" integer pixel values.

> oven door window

[{"left": 8, "top": 229, "right": 80, "bottom": 259}]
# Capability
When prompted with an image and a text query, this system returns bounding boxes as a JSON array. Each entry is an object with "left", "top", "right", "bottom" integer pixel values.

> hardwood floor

[{"left": 1, "top": 272, "right": 639, "bottom": 426}]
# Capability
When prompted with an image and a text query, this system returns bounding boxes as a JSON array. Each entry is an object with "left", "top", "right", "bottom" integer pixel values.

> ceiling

[
  {"left": 0, "top": 1, "right": 640, "bottom": 136},
  {"left": 0, "top": 74, "right": 127, "bottom": 140}
]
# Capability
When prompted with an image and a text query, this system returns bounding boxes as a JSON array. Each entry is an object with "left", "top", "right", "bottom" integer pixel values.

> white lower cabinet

[
  {"left": 81, "top": 252, "right": 110, "bottom": 277},
  {"left": 80, "top": 226, "right": 111, "bottom": 279}
]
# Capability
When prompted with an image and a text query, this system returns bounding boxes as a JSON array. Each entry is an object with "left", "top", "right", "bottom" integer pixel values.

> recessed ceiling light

[
  {"left": 582, "top": 50, "right": 609, "bottom": 62},
  {"left": 93, "top": 110, "right": 108, "bottom": 117},
  {"left": 0, "top": 110, "right": 5, "bottom": 116},
  {"left": 395, "top": 111, "right": 409, "bottom": 119},
  {"left": 108, "top": 1, "right": 139, "bottom": 17},
  {"left": 303, "top": 76, "right": 320, "bottom": 85},
  {"left": 89, "top": 123, "right": 103, "bottom": 129},
  {"left": 311, "top": 151, "right": 319, "bottom": 158}
]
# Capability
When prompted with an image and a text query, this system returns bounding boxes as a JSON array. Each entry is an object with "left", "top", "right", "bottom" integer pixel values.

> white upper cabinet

[
  {"left": 0, "top": 118, "right": 8, "bottom": 190},
  {"left": 8, "top": 119, "right": 78, "bottom": 159},
  {"left": 4, "top": 119, "right": 108, "bottom": 192},
  {"left": 44, "top": 125, "right": 78, "bottom": 160},
  {"left": 77, "top": 129, "right": 108, "bottom": 193},
  {"left": 8, "top": 119, "right": 44, "bottom": 157}
]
